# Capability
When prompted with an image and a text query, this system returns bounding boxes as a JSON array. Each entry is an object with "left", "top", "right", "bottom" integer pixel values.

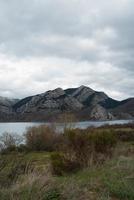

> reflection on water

[{"left": 0, "top": 120, "right": 133, "bottom": 135}]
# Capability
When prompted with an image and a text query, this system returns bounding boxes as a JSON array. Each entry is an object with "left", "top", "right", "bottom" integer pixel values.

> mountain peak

[
  {"left": 78, "top": 85, "right": 94, "bottom": 91},
  {"left": 69, "top": 85, "right": 94, "bottom": 103},
  {"left": 53, "top": 87, "right": 64, "bottom": 93}
]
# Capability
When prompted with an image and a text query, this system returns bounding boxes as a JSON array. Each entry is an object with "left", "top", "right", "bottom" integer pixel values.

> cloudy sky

[{"left": 0, "top": 0, "right": 133, "bottom": 100}]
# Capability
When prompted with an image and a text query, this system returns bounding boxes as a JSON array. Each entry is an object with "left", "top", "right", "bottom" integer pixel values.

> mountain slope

[
  {"left": 13, "top": 88, "right": 83, "bottom": 113},
  {"left": 0, "top": 97, "right": 18, "bottom": 114},
  {"left": 111, "top": 98, "right": 134, "bottom": 119}
]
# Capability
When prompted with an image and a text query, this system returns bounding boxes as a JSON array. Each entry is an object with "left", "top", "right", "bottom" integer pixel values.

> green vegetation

[{"left": 0, "top": 123, "right": 134, "bottom": 200}]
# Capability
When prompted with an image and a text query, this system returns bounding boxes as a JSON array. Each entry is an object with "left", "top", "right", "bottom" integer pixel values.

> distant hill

[{"left": 0, "top": 86, "right": 133, "bottom": 121}]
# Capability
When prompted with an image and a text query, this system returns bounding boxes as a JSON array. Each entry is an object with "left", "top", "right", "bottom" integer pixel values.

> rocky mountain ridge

[{"left": 0, "top": 86, "right": 133, "bottom": 121}]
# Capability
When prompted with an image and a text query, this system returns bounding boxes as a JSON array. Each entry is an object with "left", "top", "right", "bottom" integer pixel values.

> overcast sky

[{"left": 0, "top": 0, "right": 133, "bottom": 100}]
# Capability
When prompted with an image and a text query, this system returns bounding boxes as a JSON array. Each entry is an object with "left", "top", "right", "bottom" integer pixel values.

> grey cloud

[{"left": 0, "top": 0, "right": 133, "bottom": 100}]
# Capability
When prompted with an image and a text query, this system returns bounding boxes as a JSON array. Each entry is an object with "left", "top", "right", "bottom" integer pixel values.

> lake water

[{"left": 0, "top": 120, "right": 133, "bottom": 136}]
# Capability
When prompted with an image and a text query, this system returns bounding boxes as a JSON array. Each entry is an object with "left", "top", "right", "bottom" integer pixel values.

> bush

[
  {"left": 17, "top": 144, "right": 29, "bottom": 153},
  {"left": 116, "top": 130, "right": 134, "bottom": 142},
  {"left": 90, "top": 130, "right": 117, "bottom": 154},
  {"left": 0, "top": 132, "right": 24, "bottom": 154},
  {"left": 25, "top": 125, "right": 60, "bottom": 151},
  {"left": 0, "top": 145, "right": 17, "bottom": 155},
  {"left": 64, "top": 129, "right": 90, "bottom": 167},
  {"left": 50, "top": 152, "right": 80, "bottom": 176},
  {"left": 63, "top": 129, "right": 117, "bottom": 167}
]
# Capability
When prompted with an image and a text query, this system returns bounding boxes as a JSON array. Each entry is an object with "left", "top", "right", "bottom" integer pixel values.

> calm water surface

[{"left": 0, "top": 120, "right": 133, "bottom": 135}]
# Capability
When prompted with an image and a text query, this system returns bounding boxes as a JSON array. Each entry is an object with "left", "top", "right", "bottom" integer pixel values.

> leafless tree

[
  {"left": 56, "top": 113, "right": 77, "bottom": 131},
  {"left": 0, "top": 132, "right": 24, "bottom": 150}
]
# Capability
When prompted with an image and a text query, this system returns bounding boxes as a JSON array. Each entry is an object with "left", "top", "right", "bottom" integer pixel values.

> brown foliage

[
  {"left": 25, "top": 125, "right": 60, "bottom": 151},
  {"left": 50, "top": 152, "right": 80, "bottom": 175},
  {"left": 62, "top": 129, "right": 117, "bottom": 167}
]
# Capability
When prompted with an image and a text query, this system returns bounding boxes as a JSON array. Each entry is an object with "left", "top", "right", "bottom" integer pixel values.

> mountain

[
  {"left": 0, "top": 97, "right": 18, "bottom": 114},
  {"left": 110, "top": 98, "right": 134, "bottom": 119},
  {"left": 0, "top": 86, "right": 133, "bottom": 121},
  {"left": 0, "top": 97, "right": 19, "bottom": 121}
]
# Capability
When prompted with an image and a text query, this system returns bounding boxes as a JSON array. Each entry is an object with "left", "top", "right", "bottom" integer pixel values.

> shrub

[
  {"left": 25, "top": 125, "right": 59, "bottom": 151},
  {"left": 17, "top": 144, "right": 29, "bottom": 153},
  {"left": 0, "top": 145, "right": 17, "bottom": 155},
  {"left": 56, "top": 113, "right": 77, "bottom": 131},
  {"left": 63, "top": 129, "right": 117, "bottom": 167},
  {"left": 116, "top": 130, "right": 134, "bottom": 142},
  {"left": 90, "top": 130, "right": 117, "bottom": 155},
  {"left": 64, "top": 129, "right": 91, "bottom": 167},
  {"left": 50, "top": 152, "right": 80, "bottom": 176},
  {"left": 0, "top": 132, "right": 24, "bottom": 154}
]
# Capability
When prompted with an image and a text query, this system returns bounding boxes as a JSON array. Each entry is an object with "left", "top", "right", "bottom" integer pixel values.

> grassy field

[
  {"left": 0, "top": 142, "right": 134, "bottom": 200},
  {"left": 0, "top": 124, "right": 134, "bottom": 200}
]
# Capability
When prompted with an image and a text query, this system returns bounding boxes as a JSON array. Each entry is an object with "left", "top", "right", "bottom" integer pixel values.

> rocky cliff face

[
  {"left": 90, "top": 104, "right": 115, "bottom": 120},
  {"left": 13, "top": 88, "right": 83, "bottom": 114},
  {"left": 0, "top": 86, "right": 133, "bottom": 121}
]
